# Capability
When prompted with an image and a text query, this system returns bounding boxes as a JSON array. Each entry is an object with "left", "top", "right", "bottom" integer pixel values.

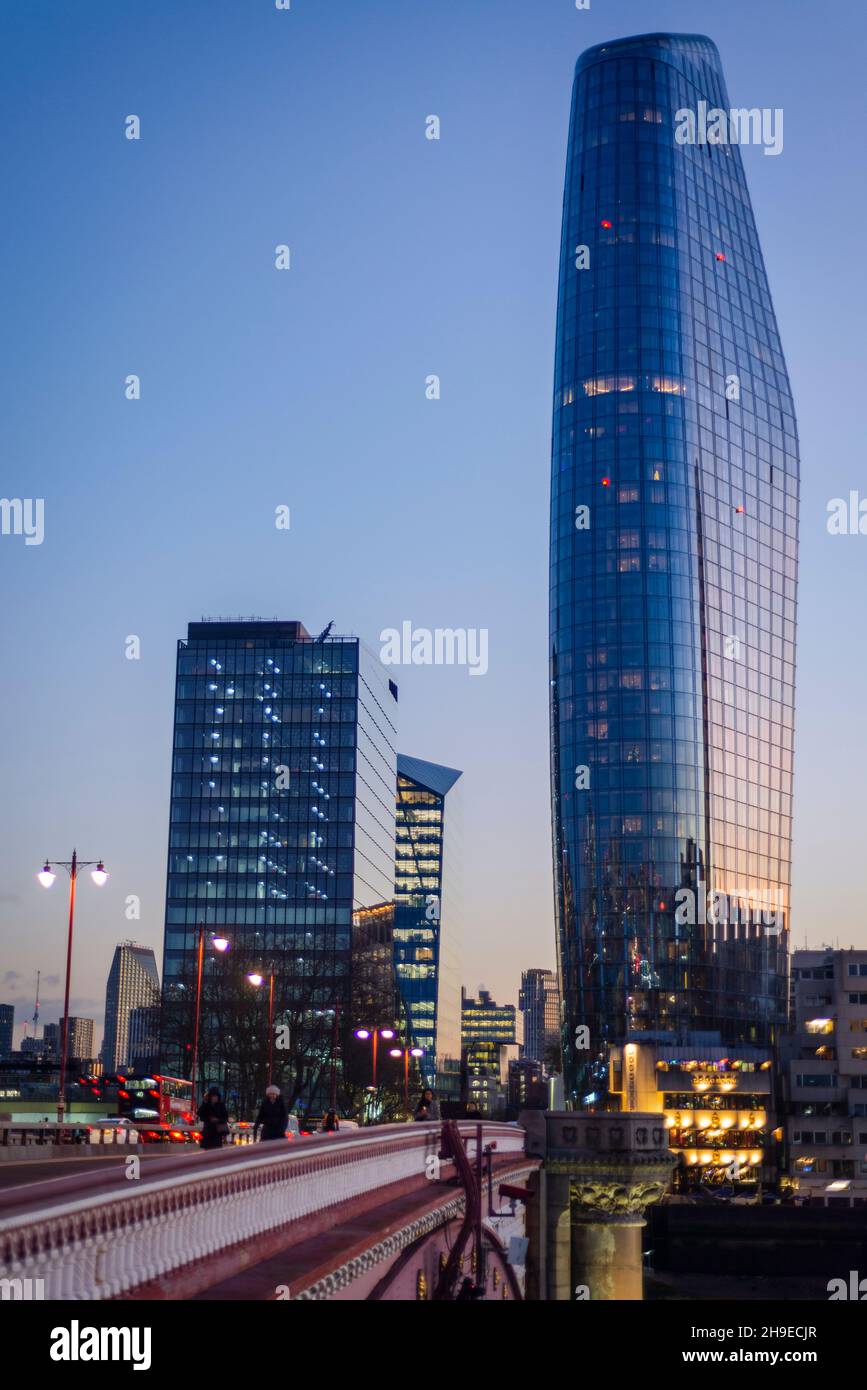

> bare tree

[{"left": 161, "top": 948, "right": 345, "bottom": 1118}]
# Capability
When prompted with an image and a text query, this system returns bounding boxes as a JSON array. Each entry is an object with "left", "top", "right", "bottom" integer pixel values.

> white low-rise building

[{"left": 783, "top": 948, "right": 867, "bottom": 1208}]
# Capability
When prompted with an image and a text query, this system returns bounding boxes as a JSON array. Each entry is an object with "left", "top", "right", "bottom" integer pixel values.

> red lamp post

[
  {"left": 389, "top": 1046, "right": 425, "bottom": 1109},
  {"left": 354, "top": 1027, "right": 394, "bottom": 1090},
  {"left": 190, "top": 925, "right": 230, "bottom": 1113},
  {"left": 37, "top": 851, "right": 108, "bottom": 1123}
]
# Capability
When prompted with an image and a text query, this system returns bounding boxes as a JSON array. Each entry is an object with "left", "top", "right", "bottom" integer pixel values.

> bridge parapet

[{"left": 0, "top": 1122, "right": 528, "bottom": 1301}]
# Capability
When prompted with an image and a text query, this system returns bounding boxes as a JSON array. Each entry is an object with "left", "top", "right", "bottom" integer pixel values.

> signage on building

[{"left": 625, "top": 1046, "right": 637, "bottom": 1111}]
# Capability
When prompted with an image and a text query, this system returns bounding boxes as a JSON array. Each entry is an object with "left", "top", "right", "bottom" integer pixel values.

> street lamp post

[
  {"left": 354, "top": 1026, "right": 395, "bottom": 1090},
  {"left": 353, "top": 1027, "right": 399, "bottom": 1123},
  {"left": 37, "top": 850, "right": 108, "bottom": 1123},
  {"left": 190, "top": 925, "right": 230, "bottom": 1113},
  {"left": 388, "top": 1045, "right": 425, "bottom": 1109}
]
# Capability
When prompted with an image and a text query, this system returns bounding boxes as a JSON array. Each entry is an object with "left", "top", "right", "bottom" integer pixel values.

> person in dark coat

[
  {"left": 321, "top": 1109, "right": 339, "bottom": 1133},
  {"left": 197, "top": 1087, "right": 229, "bottom": 1150},
  {"left": 415, "top": 1088, "right": 441, "bottom": 1120},
  {"left": 254, "top": 1084, "right": 288, "bottom": 1141}
]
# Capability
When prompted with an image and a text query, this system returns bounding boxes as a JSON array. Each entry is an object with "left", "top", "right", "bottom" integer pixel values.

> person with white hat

[{"left": 254, "top": 1084, "right": 289, "bottom": 1142}]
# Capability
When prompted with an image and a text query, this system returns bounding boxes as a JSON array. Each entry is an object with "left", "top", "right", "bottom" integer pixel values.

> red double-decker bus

[{"left": 85, "top": 1073, "right": 197, "bottom": 1141}]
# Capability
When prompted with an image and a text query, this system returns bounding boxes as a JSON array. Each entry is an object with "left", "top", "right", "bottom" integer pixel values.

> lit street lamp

[
  {"left": 37, "top": 850, "right": 108, "bottom": 1123},
  {"left": 388, "top": 1045, "right": 425, "bottom": 1109},
  {"left": 354, "top": 1026, "right": 395, "bottom": 1092}
]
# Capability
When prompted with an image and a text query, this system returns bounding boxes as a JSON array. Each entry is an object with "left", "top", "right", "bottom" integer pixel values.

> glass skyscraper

[
  {"left": 519, "top": 968, "right": 561, "bottom": 1065},
  {"left": 394, "top": 754, "right": 462, "bottom": 1096},
  {"left": 549, "top": 35, "right": 798, "bottom": 1103},
  {"left": 102, "top": 942, "right": 160, "bottom": 1074},
  {"left": 160, "top": 619, "right": 398, "bottom": 1104}
]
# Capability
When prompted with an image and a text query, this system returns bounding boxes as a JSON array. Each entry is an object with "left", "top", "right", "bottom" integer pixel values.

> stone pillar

[{"left": 520, "top": 1110, "right": 674, "bottom": 1301}]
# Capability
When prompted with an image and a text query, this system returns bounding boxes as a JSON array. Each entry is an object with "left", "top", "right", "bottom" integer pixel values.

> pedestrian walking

[
  {"left": 197, "top": 1086, "right": 229, "bottom": 1150},
  {"left": 254, "top": 1084, "right": 289, "bottom": 1142}
]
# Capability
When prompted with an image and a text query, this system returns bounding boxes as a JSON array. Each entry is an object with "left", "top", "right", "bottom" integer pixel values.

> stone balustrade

[{"left": 0, "top": 1121, "right": 525, "bottom": 1301}]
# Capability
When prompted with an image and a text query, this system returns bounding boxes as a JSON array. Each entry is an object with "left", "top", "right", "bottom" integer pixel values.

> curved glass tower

[{"left": 549, "top": 35, "right": 798, "bottom": 1103}]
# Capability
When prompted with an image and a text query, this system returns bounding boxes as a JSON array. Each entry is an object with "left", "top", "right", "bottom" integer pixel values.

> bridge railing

[
  {"left": 0, "top": 1121, "right": 526, "bottom": 1301},
  {"left": 0, "top": 1123, "right": 140, "bottom": 1148}
]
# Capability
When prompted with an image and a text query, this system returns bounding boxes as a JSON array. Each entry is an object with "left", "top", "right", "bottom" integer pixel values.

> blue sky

[{"left": 0, "top": 0, "right": 864, "bottom": 1044}]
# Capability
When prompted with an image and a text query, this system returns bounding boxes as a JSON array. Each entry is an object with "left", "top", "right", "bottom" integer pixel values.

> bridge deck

[{"left": 0, "top": 1121, "right": 532, "bottom": 1301}]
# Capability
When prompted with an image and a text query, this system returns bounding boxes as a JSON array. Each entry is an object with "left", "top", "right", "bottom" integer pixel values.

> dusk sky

[{"left": 1, "top": 0, "right": 864, "bottom": 1046}]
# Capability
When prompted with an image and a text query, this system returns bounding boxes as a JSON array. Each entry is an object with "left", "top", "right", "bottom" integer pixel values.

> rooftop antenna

[{"left": 32, "top": 969, "right": 41, "bottom": 1037}]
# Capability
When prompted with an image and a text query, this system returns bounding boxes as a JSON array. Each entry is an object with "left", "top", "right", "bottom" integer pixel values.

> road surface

[{"left": 0, "top": 1150, "right": 173, "bottom": 1192}]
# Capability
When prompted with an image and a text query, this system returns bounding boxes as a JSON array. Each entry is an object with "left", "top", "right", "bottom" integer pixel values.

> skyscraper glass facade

[
  {"left": 549, "top": 34, "right": 798, "bottom": 1102},
  {"left": 519, "top": 968, "right": 562, "bottom": 1064},
  {"left": 103, "top": 942, "right": 160, "bottom": 1074},
  {"left": 394, "top": 754, "right": 462, "bottom": 1095},
  {"left": 160, "top": 620, "right": 398, "bottom": 1098}
]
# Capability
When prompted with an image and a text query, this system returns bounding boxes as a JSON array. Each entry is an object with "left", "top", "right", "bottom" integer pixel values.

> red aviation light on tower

[
  {"left": 601, "top": 477, "right": 611, "bottom": 488},
  {"left": 715, "top": 252, "right": 726, "bottom": 263},
  {"left": 601, "top": 219, "right": 612, "bottom": 230}
]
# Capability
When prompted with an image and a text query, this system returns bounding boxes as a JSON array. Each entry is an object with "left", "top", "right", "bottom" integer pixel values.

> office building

[
  {"left": 20, "top": 1034, "right": 56, "bottom": 1060},
  {"left": 59, "top": 1017, "right": 95, "bottom": 1064},
  {"left": 462, "top": 987, "right": 518, "bottom": 1116},
  {"left": 508, "top": 1058, "right": 547, "bottom": 1114},
  {"left": 103, "top": 943, "right": 160, "bottom": 1074},
  {"left": 127, "top": 1007, "right": 160, "bottom": 1072},
  {"left": 519, "top": 968, "right": 561, "bottom": 1065},
  {"left": 783, "top": 949, "right": 867, "bottom": 1207},
  {"left": 0, "top": 1005, "right": 13, "bottom": 1059},
  {"left": 159, "top": 619, "right": 398, "bottom": 1105},
  {"left": 549, "top": 34, "right": 799, "bottom": 1100},
  {"left": 393, "top": 754, "right": 463, "bottom": 1097}
]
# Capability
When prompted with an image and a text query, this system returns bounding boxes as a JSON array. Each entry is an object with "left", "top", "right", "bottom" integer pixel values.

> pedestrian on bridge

[
  {"left": 197, "top": 1087, "right": 229, "bottom": 1150},
  {"left": 254, "top": 1085, "right": 289, "bottom": 1142},
  {"left": 413, "top": 1088, "right": 440, "bottom": 1121}
]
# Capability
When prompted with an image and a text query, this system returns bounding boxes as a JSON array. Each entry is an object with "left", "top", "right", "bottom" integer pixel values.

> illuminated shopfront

[{"left": 610, "top": 1040, "right": 778, "bottom": 1184}]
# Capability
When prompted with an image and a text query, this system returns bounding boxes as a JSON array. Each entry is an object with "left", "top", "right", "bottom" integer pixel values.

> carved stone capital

[{"left": 569, "top": 1173, "right": 670, "bottom": 1222}]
